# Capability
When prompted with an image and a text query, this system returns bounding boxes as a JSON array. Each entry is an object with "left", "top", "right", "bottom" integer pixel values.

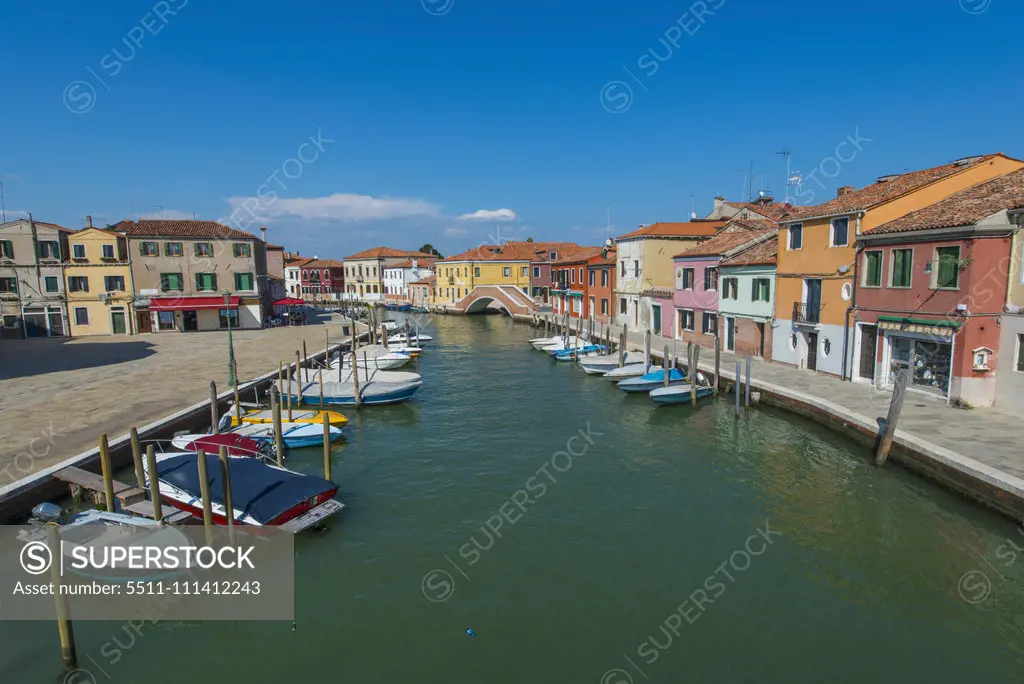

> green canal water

[{"left": 4, "top": 314, "right": 1024, "bottom": 683}]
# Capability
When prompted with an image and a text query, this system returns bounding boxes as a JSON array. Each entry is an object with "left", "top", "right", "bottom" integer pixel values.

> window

[
  {"left": 570, "top": 269, "right": 575, "bottom": 284},
  {"left": 601, "top": 270, "right": 608, "bottom": 287},
  {"left": 160, "top": 272, "right": 184, "bottom": 291},
  {"left": 218, "top": 309, "right": 239, "bottom": 329},
  {"left": 533, "top": 266, "right": 540, "bottom": 278},
  {"left": 704, "top": 267, "right": 718, "bottom": 291},
  {"left": 579, "top": 267, "right": 584, "bottom": 283},
  {"left": 679, "top": 309, "right": 695, "bottom": 332},
  {"left": 822, "top": 338, "right": 832, "bottom": 357},
  {"left": 722, "top": 277, "right": 738, "bottom": 299},
  {"left": 589, "top": 270, "right": 595, "bottom": 287},
  {"left": 195, "top": 273, "right": 218, "bottom": 291},
  {"left": 104, "top": 275, "right": 125, "bottom": 292},
  {"left": 521, "top": 266, "right": 528, "bottom": 277},
  {"left": 38, "top": 241, "right": 60, "bottom": 259},
  {"left": 158, "top": 311, "right": 175, "bottom": 330},
  {"left": 0, "top": 240, "right": 13, "bottom": 258},
  {"left": 788, "top": 224, "right": 803, "bottom": 250},
  {"left": 752, "top": 278, "right": 771, "bottom": 302},
  {"left": 1018, "top": 334, "right": 1024, "bottom": 373},
  {"left": 682, "top": 267, "right": 695, "bottom": 290},
  {"left": 2, "top": 315, "right": 17, "bottom": 327},
  {"left": 74, "top": 307, "right": 89, "bottom": 325},
  {"left": 831, "top": 218, "right": 849, "bottom": 247},
  {"left": 503, "top": 267, "right": 511, "bottom": 277},
  {"left": 702, "top": 312, "right": 717, "bottom": 335},
  {"left": 620, "top": 261, "right": 626, "bottom": 277},
  {"left": 233, "top": 243, "right": 252, "bottom": 258},
  {"left": 601, "top": 298, "right": 608, "bottom": 315},
  {"left": 101, "top": 244, "right": 116, "bottom": 260},
  {"left": 620, "top": 298, "right": 627, "bottom": 314},
  {"left": 652, "top": 304, "right": 662, "bottom": 334},
  {"left": 935, "top": 246, "right": 961, "bottom": 289},
  {"left": 235, "top": 272, "right": 254, "bottom": 290},
  {"left": 549, "top": 252, "right": 557, "bottom": 260},
  {"left": 72, "top": 244, "right": 86, "bottom": 259},
  {"left": 633, "top": 260, "right": 640, "bottom": 277},
  {"left": 862, "top": 250, "right": 883, "bottom": 287},
  {"left": 0, "top": 278, "right": 16, "bottom": 293},
  {"left": 195, "top": 242, "right": 214, "bottom": 257},
  {"left": 44, "top": 276, "right": 59, "bottom": 293},
  {"left": 891, "top": 248, "right": 913, "bottom": 288},
  {"left": 68, "top": 276, "right": 89, "bottom": 292},
  {"left": 140, "top": 241, "right": 158, "bottom": 256}
]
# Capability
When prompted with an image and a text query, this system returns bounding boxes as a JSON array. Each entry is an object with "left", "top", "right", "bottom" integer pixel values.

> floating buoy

[{"left": 466, "top": 628, "right": 477, "bottom": 638}]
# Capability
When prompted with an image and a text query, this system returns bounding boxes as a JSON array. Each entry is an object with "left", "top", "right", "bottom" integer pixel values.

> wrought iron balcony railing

[{"left": 792, "top": 301, "right": 821, "bottom": 325}]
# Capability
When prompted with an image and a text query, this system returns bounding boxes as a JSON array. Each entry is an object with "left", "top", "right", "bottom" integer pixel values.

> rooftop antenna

[
  {"left": 689, "top": 193, "right": 697, "bottom": 220},
  {"left": 606, "top": 205, "right": 612, "bottom": 241},
  {"left": 0, "top": 179, "right": 6, "bottom": 223},
  {"left": 748, "top": 160, "right": 754, "bottom": 202},
  {"left": 776, "top": 150, "right": 792, "bottom": 203}
]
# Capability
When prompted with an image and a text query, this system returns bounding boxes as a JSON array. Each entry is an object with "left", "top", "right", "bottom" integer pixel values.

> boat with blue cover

[
  {"left": 551, "top": 344, "right": 608, "bottom": 360},
  {"left": 617, "top": 368, "right": 688, "bottom": 393}
]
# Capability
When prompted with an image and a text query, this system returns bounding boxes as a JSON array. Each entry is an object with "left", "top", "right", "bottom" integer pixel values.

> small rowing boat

[
  {"left": 230, "top": 421, "right": 345, "bottom": 449},
  {"left": 617, "top": 368, "right": 688, "bottom": 393},
  {"left": 552, "top": 344, "right": 609, "bottom": 361},
  {"left": 387, "top": 332, "right": 432, "bottom": 345},
  {"left": 649, "top": 384, "right": 715, "bottom": 405},
  {"left": 602, "top": 363, "right": 658, "bottom": 380},
  {"left": 171, "top": 432, "right": 270, "bottom": 458},
  {"left": 229, "top": 405, "right": 348, "bottom": 428},
  {"left": 579, "top": 351, "right": 645, "bottom": 374}
]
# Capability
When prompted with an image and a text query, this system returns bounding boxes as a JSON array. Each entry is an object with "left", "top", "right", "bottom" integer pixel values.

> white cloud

[
  {"left": 443, "top": 226, "right": 468, "bottom": 237},
  {"left": 225, "top": 193, "right": 441, "bottom": 222},
  {"left": 457, "top": 208, "right": 517, "bottom": 222}
]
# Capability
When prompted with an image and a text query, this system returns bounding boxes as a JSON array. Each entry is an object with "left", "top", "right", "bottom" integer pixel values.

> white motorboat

[
  {"left": 602, "top": 363, "right": 659, "bottom": 379},
  {"left": 382, "top": 321, "right": 401, "bottom": 332},
  {"left": 579, "top": 351, "right": 646, "bottom": 374},
  {"left": 387, "top": 333, "right": 432, "bottom": 345},
  {"left": 330, "top": 345, "right": 411, "bottom": 370},
  {"left": 530, "top": 335, "right": 585, "bottom": 350},
  {"left": 316, "top": 367, "right": 422, "bottom": 385},
  {"left": 229, "top": 421, "right": 345, "bottom": 449}
]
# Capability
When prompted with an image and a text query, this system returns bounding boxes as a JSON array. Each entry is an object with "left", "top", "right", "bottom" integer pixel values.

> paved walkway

[
  {"left": 0, "top": 314, "right": 363, "bottom": 484},
  {"left": 531, "top": 314, "right": 1024, "bottom": 489}
]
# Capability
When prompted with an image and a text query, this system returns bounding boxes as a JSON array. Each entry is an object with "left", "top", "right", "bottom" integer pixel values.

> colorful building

[
  {"left": 116, "top": 219, "right": 265, "bottom": 333},
  {"left": 284, "top": 254, "right": 313, "bottom": 298},
  {"left": 669, "top": 220, "right": 777, "bottom": 350},
  {"left": 65, "top": 224, "right": 134, "bottom": 336},
  {"left": 614, "top": 221, "right": 726, "bottom": 330},
  {"left": 717, "top": 231, "right": 779, "bottom": 360},
  {"left": 434, "top": 241, "right": 579, "bottom": 309},
  {"left": 409, "top": 274, "right": 434, "bottom": 308},
  {"left": 586, "top": 248, "right": 617, "bottom": 324},
  {"left": 0, "top": 217, "right": 72, "bottom": 338},
  {"left": 774, "top": 153, "right": 1024, "bottom": 377},
  {"left": 551, "top": 247, "right": 607, "bottom": 319},
  {"left": 343, "top": 247, "right": 434, "bottom": 302},
  {"left": 855, "top": 168, "right": 1024, "bottom": 407},
  {"left": 383, "top": 258, "right": 437, "bottom": 301},
  {"left": 300, "top": 259, "right": 345, "bottom": 302},
  {"left": 529, "top": 245, "right": 581, "bottom": 307}
]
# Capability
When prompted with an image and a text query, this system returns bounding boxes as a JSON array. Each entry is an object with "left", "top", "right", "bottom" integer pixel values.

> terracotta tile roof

[
  {"left": 865, "top": 168, "right": 1024, "bottom": 235},
  {"left": 724, "top": 200, "right": 793, "bottom": 221},
  {"left": 114, "top": 219, "right": 258, "bottom": 240},
  {"left": 266, "top": 243, "right": 285, "bottom": 250},
  {"left": 640, "top": 287, "right": 674, "bottom": 299},
  {"left": 303, "top": 259, "right": 345, "bottom": 269},
  {"left": 410, "top": 274, "right": 436, "bottom": 285},
  {"left": 785, "top": 153, "right": 1012, "bottom": 221},
  {"left": 1, "top": 218, "right": 73, "bottom": 233},
  {"left": 388, "top": 257, "right": 438, "bottom": 269},
  {"left": 441, "top": 241, "right": 581, "bottom": 263},
  {"left": 616, "top": 220, "right": 726, "bottom": 240},
  {"left": 285, "top": 256, "right": 316, "bottom": 267},
  {"left": 674, "top": 225, "right": 774, "bottom": 259},
  {"left": 343, "top": 246, "right": 434, "bottom": 260},
  {"left": 550, "top": 246, "right": 607, "bottom": 265},
  {"left": 589, "top": 249, "right": 617, "bottom": 267},
  {"left": 72, "top": 226, "right": 123, "bottom": 237},
  {"left": 720, "top": 235, "right": 778, "bottom": 267}
]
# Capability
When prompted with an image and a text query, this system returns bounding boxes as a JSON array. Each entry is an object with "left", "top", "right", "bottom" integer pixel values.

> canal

[{"left": 3, "top": 313, "right": 1024, "bottom": 683}]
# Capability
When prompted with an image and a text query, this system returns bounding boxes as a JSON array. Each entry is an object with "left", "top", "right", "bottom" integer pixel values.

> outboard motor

[
  {"left": 218, "top": 412, "right": 234, "bottom": 433},
  {"left": 29, "top": 502, "right": 65, "bottom": 525}
]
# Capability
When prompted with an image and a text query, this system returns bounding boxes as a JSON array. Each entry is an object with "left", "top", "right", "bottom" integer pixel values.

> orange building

[{"left": 773, "top": 153, "right": 1024, "bottom": 377}]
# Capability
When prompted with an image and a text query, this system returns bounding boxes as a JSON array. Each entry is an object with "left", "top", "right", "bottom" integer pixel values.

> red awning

[
  {"left": 150, "top": 296, "right": 239, "bottom": 311},
  {"left": 273, "top": 297, "right": 306, "bottom": 306}
]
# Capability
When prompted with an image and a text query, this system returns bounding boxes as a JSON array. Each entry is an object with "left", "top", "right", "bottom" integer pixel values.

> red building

[
  {"left": 300, "top": 259, "right": 345, "bottom": 302},
  {"left": 530, "top": 244, "right": 580, "bottom": 307},
  {"left": 854, "top": 170, "right": 1024, "bottom": 407},
  {"left": 551, "top": 246, "right": 614, "bottom": 320},
  {"left": 587, "top": 248, "right": 617, "bottom": 324}
]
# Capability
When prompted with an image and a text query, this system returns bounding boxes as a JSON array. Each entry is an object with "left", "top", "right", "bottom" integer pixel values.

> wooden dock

[{"left": 51, "top": 466, "right": 191, "bottom": 524}]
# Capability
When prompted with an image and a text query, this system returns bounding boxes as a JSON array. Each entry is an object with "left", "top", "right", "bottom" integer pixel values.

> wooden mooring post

[
  {"left": 232, "top": 360, "right": 242, "bottom": 423},
  {"left": 218, "top": 445, "right": 236, "bottom": 544},
  {"left": 662, "top": 345, "right": 670, "bottom": 386},
  {"left": 145, "top": 445, "right": 162, "bottom": 521},
  {"left": 209, "top": 380, "right": 219, "bottom": 433},
  {"left": 129, "top": 427, "right": 145, "bottom": 489},
  {"left": 745, "top": 355, "right": 752, "bottom": 408},
  {"left": 98, "top": 433, "right": 116, "bottom": 513},
  {"left": 271, "top": 387, "right": 285, "bottom": 466},
  {"left": 690, "top": 345, "right": 700, "bottom": 408},
  {"left": 47, "top": 524, "right": 76, "bottom": 670},
  {"left": 713, "top": 333, "right": 721, "bottom": 396},
  {"left": 352, "top": 351, "right": 362, "bottom": 407},
  {"left": 195, "top": 449, "right": 214, "bottom": 546},
  {"left": 735, "top": 360, "right": 741, "bottom": 416},
  {"left": 302, "top": 341, "right": 309, "bottom": 382},
  {"left": 875, "top": 369, "right": 910, "bottom": 466},
  {"left": 322, "top": 412, "right": 332, "bottom": 481}
]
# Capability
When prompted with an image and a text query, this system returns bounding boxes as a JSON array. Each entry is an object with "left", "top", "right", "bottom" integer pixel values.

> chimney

[
  {"left": 837, "top": 186, "right": 855, "bottom": 197},
  {"left": 86, "top": 215, "right": 93, "bottom": 228},
  {"left": 713, "top": 196, "right": 725, "bottom": 211},
  {"left": 260, "top": 226, "right": 267, "bottom": 242},
  {"left": 755, "top": 194, "right": 774, "bottom": 205},
  {"left": 412, "top": 258, "right": 418, "bottom": 268}
]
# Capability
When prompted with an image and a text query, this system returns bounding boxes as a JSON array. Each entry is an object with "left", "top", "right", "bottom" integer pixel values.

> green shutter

[
  {"left": 865, "top": 251, "right": 881, "bottom": 286},
  {"left": 936, "top": 247, "right": 959, "bottom": 288}
]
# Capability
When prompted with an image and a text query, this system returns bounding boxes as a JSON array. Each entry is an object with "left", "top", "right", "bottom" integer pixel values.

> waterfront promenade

[{"left": 0, "top": 315, "right": 360, "bottom": 483}]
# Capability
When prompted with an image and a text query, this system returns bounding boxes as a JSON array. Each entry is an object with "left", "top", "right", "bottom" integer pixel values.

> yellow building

[
  {"left": 773, "top": 152, "right": 1024, "bottom": 376},
  {"left": 65, "top": 227, "right": 134, "bottom": 336},
  {"left": 434, "top": 241, "right": 580, "bottom": 307}
]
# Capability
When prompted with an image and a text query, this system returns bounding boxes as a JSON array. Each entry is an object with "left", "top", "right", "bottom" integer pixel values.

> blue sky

[{"left": 1, "top": 0, "right": 1022, "bottom": 257}]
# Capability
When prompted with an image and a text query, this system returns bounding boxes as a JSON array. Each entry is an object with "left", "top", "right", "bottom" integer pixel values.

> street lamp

[{"left": 224, "top": 290, "right": 236, "bottom": 386}]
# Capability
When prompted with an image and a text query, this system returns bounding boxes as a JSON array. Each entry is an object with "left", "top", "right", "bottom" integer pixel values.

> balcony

[{"left": 792, "top": 301, "right": 821, "bottom": 326}]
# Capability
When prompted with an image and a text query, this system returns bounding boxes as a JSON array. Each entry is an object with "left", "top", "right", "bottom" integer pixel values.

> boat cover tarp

[{"left": 156, "top": 453, "right": 334, "bottom": 523}]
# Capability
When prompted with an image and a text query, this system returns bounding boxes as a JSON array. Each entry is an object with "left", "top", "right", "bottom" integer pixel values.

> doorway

[
  {"left": 136, "top": 311, "right": 152, "bottom": 334},
  {"left": 807, "top": 332, "right": 818, "bottom": 371},
  {"left": 726, "top": 317, "right": 736, "bottom": 351},
  {"left": 756, "top": 322, "right": 766, "bottom": 358},
  {"left": 803, "top": 279, "right": 822, "bottom": 323},
  {"left": 859, "top": 325, "right": 877, "bottom": 380},
  {"left": 110, "top": 308, "right": 127, "bottom": 335},
  {"left": 183, "top": 310, "right": 198, "bottom": 332},
  {"left": 652, "top": 304, "right": 662, "bottom": 335}
]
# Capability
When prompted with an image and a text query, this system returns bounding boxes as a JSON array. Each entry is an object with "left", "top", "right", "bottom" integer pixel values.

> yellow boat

[{"left": 230, "top": 407, "right": 348, "bottom": 428}]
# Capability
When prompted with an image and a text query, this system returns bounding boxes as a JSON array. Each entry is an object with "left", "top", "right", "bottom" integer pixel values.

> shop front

[
  {"left": 149, "top": 296, "right": 241, "bottom": 333},
  {"left": 877, "top": 316, "right": 960, "bottom": 398}
]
